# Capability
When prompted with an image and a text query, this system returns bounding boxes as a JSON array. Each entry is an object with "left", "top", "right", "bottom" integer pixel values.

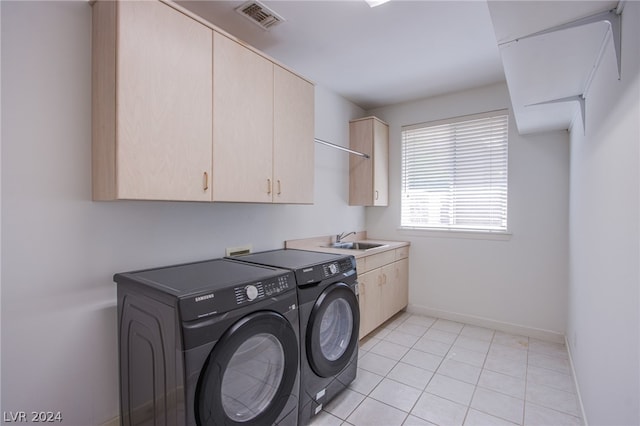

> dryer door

[
  {"left": 306, "top": 282, "right": 360, "bottom": 377},
  {"left": 196, "top": 311, "right": 298, "bottom": 426}
]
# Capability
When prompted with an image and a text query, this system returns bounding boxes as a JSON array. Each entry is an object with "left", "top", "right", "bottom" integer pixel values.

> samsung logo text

[{"left": 195, "top": 293, "right": 215, "bottom": 302}]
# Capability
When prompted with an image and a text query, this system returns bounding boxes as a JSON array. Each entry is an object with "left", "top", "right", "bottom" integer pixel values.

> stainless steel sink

[{"left": 326, "top": 241, "right": 388, "bottom": 250}]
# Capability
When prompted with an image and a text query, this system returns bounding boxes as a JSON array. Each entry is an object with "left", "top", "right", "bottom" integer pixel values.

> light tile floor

[{"left": 309, "top": 312, "right": 582, "bottom": 426}]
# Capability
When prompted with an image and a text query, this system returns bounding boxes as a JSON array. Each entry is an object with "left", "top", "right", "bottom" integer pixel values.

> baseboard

[
  {"left": 407, "top": 304, "right": 565, "bottom": 344},
  {"left": 565, "top": 335, "right": 588, "bottom": 425}
]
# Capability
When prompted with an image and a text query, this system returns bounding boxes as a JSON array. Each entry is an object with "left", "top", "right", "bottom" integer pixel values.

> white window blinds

[{"left": 401, "top": 110, "right": 509, "bottom": 232}]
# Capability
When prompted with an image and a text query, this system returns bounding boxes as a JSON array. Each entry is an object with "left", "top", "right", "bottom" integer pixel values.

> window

[{"left": 401, "top": 110, "right": 508, "bottom": 233}]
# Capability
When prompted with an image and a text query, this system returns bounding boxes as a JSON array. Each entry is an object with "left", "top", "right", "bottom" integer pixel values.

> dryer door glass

[
  {"left": 197, "top": 311, "right": 298, "bottom": 426},
  {"left": 319, "top": 299, "right": 353, "bottom": 361},
  {"left": 221, "top": 333, "right": 284, "bottom": 421},
  {"left": 307, "top": 282, "right": 360, "bottom": 377}
]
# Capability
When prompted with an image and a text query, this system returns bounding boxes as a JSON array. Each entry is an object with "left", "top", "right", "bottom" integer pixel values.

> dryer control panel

[
  {"left": 321, "top": 257, "right": 356, "bottom": 279},
  {"left": 295, "top": 256, "right": 357, "bottom": 285}
]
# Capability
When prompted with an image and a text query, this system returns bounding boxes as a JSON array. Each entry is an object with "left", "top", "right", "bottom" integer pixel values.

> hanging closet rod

[{"left": 314, "top": 138, "right": 370, "bottom": 159}]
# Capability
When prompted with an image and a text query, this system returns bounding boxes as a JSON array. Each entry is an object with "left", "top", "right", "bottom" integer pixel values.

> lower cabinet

[
  {"left": 358, "top": 269, "right": 384, "bottom": 338},
  {"left": 358, "top": 249, "right": 409, "bottom": 339},
  {"left": 383, "top": 258, "right": 409, "bottom": 320}
]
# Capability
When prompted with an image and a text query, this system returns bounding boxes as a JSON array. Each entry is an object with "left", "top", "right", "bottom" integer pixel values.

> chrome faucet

[{"left": 336, "top": 231, "right": 356, "bottom": 243}]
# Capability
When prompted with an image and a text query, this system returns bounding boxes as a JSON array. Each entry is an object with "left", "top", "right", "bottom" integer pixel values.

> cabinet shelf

[{"left": 488, "top": 2, "right": 621, "bottom": 134}]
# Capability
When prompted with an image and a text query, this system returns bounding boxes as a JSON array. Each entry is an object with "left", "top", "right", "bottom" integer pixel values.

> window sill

[{"left": 398, "top": 227, "right": 513, "bottom": 241}]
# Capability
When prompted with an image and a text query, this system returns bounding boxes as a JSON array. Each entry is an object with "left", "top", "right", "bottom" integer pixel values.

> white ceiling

[{"left": 177, "top": 0, "right": 507, "bottom": 110}]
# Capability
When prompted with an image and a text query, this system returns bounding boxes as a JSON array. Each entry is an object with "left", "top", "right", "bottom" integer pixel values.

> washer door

[
  {"left": 306, "top": 282, "right": 360, "bottom": 378},
  {"left": 196, "top": 311, "right": 298, "bottom": 426}
]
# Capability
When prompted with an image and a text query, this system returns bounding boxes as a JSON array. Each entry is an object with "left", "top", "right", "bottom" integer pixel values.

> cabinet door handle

[
  {"left": 277, "top": 180, "right": 282, "bottom": 195},
  {"left": 267, "top": 178, "right": 272, "bottom": 194},
  {"left": 375, "top": 190, "right": 379, "bottom": 200},
  {"left": 203, "top": 172, "right": 209, "bottom": 191}
]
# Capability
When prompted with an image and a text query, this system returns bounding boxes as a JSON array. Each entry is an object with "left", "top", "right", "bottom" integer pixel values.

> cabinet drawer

[
  {"left": 365, "top": 250, "right": 396, "bottom": 271},
  {"left": 355, "top": 258, "right": 366, "bottom": 274},
  {"left": 395, "top": 246, "right": 409, "bottom": 260}
]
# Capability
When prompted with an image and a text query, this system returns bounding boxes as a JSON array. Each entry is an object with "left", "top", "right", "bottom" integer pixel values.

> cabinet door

[
  {"left": 380, "top": 259, "right": 408, "bottom": 319},
  {"left": 358, "top": 270, "right": 383, "bottom": 339},
  {"left": 273, "top": 66, "right": 315, "bottom": 204},
  {"left": 390, "top": 258, "right": 409, "bottom": 315},
  {"left": 349, "top": 119, "right": 373, "bottom": 206},
  {"left": 349, "top": 117, "right": 389, "bottom": 206},
  {"left": 379, "top": 263, "right": 395, "bottom": 320},
  {"left": 372, "top": 119, "right": 389, "bottom": 206},
  {"left": 212, "top": 32, "right": 273, "bottom": 202},
  {"left": 117, "top": 1, "right": 213, "bottom": 201}
]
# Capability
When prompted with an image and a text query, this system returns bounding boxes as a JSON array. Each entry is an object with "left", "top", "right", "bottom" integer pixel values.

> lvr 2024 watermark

[{"left": 3, "top": 412, "right": 62, "bottom": 423}]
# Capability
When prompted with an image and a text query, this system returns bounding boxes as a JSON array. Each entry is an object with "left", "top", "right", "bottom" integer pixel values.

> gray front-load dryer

[
  {"left": 231, "top": 249, "right": 359, "bottom": 425},
  {"left": 115, "top": 258, "right": 300, "bottom": 426}
]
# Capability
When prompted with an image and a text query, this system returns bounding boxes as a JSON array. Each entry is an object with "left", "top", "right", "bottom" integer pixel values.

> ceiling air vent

[{"left": 235, "top": 0, "right": 285, "bottom": 30}]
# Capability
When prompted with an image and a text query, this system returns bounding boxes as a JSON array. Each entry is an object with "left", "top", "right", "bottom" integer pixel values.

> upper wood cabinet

[
  {"left": 92, "top": 0, "right": 213, "bottom": 201},
  {"left": 212, "top": 32, "right": 274, "bottom": 203},
  {"left": 273, "top": 66, "right": 315, "bottom": 204},
  {"left": 92, "top": 0, "right": 314, "bottom": 203},
  {"left": 349, "top": 117, "right": 389, "bottom": 206},
  {"left": 212, "top": 33, "right": 315, "bottom": 204}
]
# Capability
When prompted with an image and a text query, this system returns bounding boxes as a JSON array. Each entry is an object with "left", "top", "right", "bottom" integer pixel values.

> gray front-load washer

[{"left": 115, "top": 258, "right": 300, "bottom": 426}]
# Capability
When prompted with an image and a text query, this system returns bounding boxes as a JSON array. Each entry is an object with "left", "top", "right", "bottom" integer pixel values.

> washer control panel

[
  {"left": 234, "top": 274, "right": 292, "bottom": 305},
  {"left": 180, "top": 271, "right": 295, "bottom": 321},
  {"left": 263, "top": 275, "right": 291, "bottom": 296}
]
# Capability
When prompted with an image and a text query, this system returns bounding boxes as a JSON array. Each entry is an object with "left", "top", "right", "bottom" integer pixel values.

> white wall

[
  {"left": 0, "top": 2, "right": 365, "bottom": 424},
  {"left": 367, "top": 82, "right": 570, "bottom": 340},
  {"left": 567, "top": 2, "right": 640, "bottom": 424}
]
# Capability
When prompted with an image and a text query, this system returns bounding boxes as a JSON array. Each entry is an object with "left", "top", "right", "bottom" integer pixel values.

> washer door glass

[
  {"left": 221, "top": 333, "right": 284, "bottom": 422},
  {"left": 307, "top": 282, "right": 360, "bottom": 378},
  {"left": 196, "top": 311, "right": 298, "bottom": 426},
  {"left": 319, "top": 299, "right": 353, "bottom": 361}
]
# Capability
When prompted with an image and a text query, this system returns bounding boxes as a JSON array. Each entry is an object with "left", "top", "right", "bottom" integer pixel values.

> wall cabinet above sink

[{"left": 349, "top": 117, "right": 389, "bottom": 206}]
